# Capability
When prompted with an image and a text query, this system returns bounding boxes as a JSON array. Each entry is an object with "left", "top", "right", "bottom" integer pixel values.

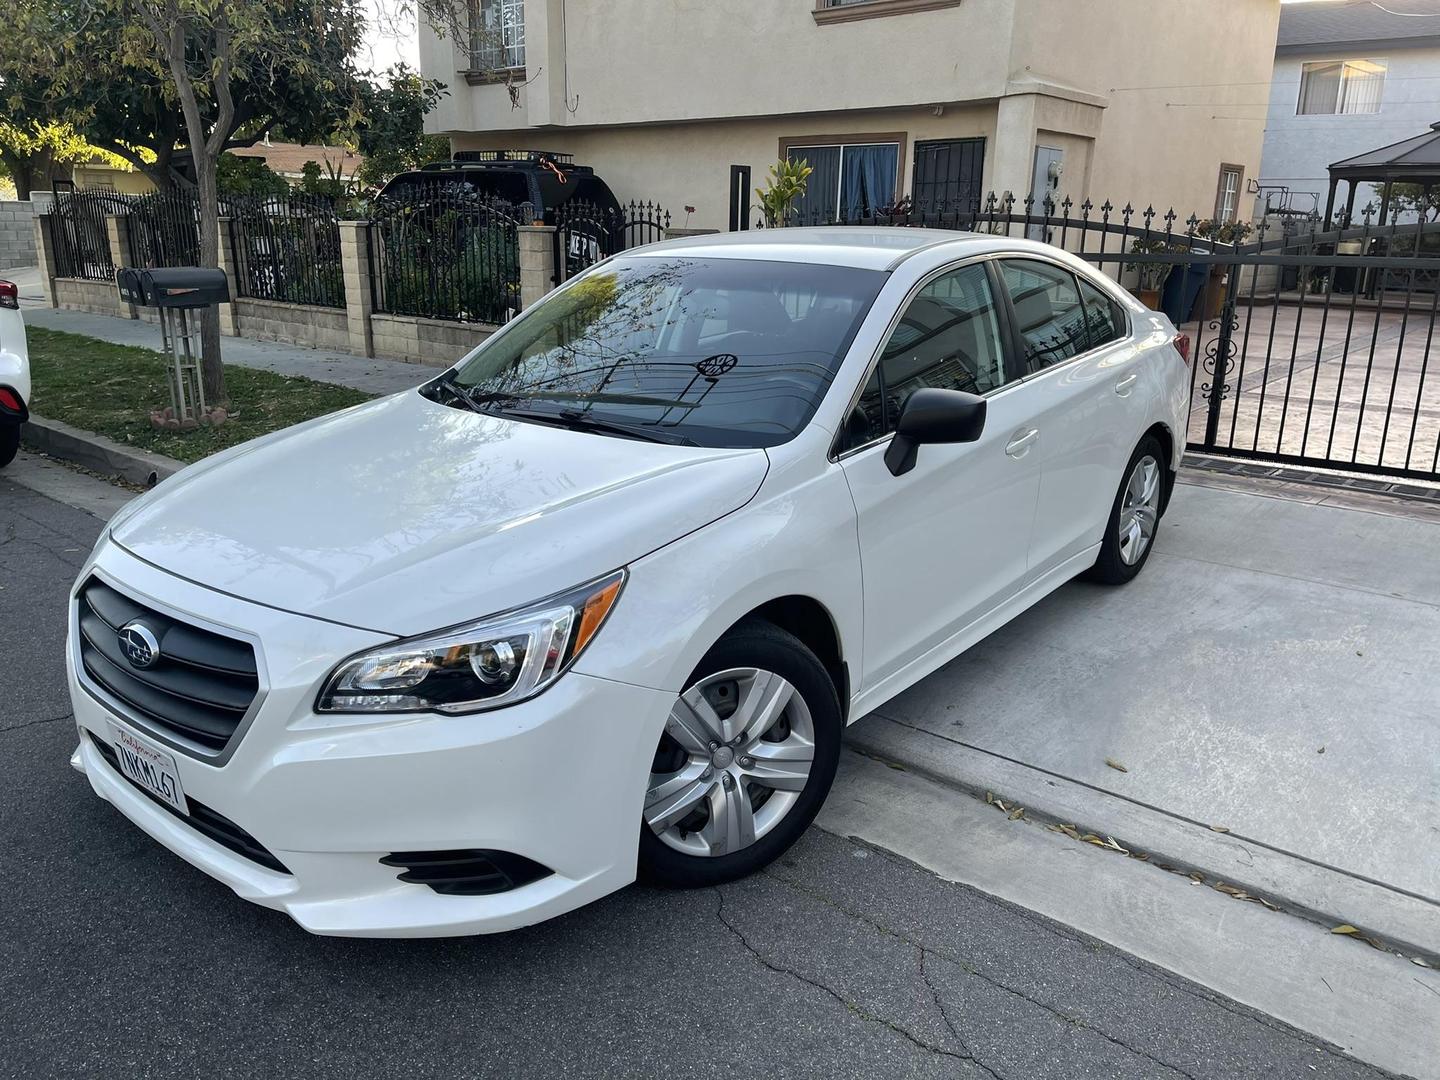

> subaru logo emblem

[{"left": 119, "top": 622, "right": 161, "bottom": 669}]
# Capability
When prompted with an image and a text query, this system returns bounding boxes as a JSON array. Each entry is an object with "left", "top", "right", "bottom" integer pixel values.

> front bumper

[{"left": 68, "top": 542, "right": 674, "bottom": 937}]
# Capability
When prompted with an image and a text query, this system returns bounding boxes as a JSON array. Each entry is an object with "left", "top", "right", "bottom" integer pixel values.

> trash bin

[{"left": 1161, "top": 261, "right": 1208, "bottom": 325}]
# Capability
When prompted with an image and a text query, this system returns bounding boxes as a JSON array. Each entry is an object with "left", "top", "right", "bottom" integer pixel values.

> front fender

[{"left": 574, "top": 449, "right": 863, "bottom": 704}]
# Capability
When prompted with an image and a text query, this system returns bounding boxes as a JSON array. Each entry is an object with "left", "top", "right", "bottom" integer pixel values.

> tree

[
  {"left": 216, "top": 153, "right": 291, "bottom": 197},
  {"left": 2, "top": 2, "right": 363, "bottom": 194},
  {"left": 349, "top": 65, "right": 450, "bottom": 190},
  {"left": 0, "top": 120, "right": 131, "bottom": 200}
]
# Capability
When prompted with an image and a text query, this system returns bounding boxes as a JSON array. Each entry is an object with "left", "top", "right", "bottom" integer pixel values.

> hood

[{"left": 111, "top": 392, "right": 769, "bottom": 635}]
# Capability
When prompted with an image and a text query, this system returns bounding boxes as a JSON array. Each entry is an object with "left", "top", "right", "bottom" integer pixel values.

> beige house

[{"left": 420, "top": 0, "right": 1281, "bottom": 231}]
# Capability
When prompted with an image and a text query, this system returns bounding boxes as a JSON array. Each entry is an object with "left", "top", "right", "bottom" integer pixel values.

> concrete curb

[
  {"left": 846, "top": 715, "right": 1440, "bottom": 966},
  {"left": 21, "top": 414, "right": 186, "bottom": 488}
]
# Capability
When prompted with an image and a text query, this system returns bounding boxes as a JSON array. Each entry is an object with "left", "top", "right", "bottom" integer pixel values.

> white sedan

[
  {"left": 0, "top": 278, "right": 28, "bottom": 467},
  {"left": 67, "top": 229, "right": 1190, "bottom": 936}
]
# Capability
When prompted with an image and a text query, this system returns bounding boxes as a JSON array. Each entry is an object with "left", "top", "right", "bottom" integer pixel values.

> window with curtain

[
  {"left": 785, "top": 142, "right": 900, "bottom": 222},
  {"left": 470, "top": 0, "right": 526, "bottom": 70},
  {"left": 1297, "top": 60, "right": 1386, "bottom": 115}
]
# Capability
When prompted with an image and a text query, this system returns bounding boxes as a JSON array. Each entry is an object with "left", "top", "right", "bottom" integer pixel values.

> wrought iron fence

[
  {"left": 743, "top": 189, "right": 1440, "bottom": 481},
  {"left": 367, "top": 185, "right": 526, "bottom": 324},
  {"left": 50, "top": 184, "right": 133, "bottom": 280},
  {"left": 551, "top": 200, "right": 670, "bottom": 284},
  {"left": 127, "top": 189, "right": 201, "bottom": 268},
  {"left": 228, "top": 194, "right": 345, "bottom": 307}
]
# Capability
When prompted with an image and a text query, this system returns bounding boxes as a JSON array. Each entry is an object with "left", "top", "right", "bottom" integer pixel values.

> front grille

[
  {"left": 380, "top": 850, "right": 553, "bottom": 896},
  {"left": 87, "top": 732, "right": 290, "bottom": 874},
  {"left": 76, "top": 577, "right": 258, "bottom": 754}
]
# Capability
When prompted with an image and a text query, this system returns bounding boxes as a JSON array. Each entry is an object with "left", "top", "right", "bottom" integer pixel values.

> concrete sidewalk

[
  {"left": 848, "top": 478, "right": 1440, "bottom": 947},
  {"left": 22, "top": 305, "right": 434, "bottom": 397}
]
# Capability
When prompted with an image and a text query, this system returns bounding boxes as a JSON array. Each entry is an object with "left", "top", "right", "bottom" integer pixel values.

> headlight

[{"left": 316, "top": 570, "right": 625, "bottom": 714}]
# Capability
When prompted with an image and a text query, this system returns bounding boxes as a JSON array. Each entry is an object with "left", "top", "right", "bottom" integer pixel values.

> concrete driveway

[{"left": 846, "top": 472, "right": 1440, "bottom": 952}]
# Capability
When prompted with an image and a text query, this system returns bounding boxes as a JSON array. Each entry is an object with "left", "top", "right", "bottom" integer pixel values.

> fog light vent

[{"left": 379, "top": 849, "right": 552, "bottom": 895}]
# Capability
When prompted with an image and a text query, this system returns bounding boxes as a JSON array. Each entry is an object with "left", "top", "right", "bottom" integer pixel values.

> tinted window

[
  {"left": 1077, "top": 277, "right": 1126, "bottom": 348},
  {"left": 444, "top": 257, "right": 885, "bottom": 448},
  {"left": 844, "top": 262, "right": 1009, "bottom": 449},
  {"left": 999, "top": 260, "right": 1089, "bottom": 373}
]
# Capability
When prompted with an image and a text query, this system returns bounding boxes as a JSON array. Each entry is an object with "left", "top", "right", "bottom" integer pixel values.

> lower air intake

[{"left": 380, "top": 849, "right": 553, "bottom": 896}]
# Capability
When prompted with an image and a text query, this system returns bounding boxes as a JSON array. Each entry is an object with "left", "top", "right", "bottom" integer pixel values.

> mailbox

[{"left": 115, "top": 267, "right": 229, "bottom": 308}]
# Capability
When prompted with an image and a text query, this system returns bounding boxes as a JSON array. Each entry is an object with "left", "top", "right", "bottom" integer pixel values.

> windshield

[{"left": 439, "top": 256, "right": 886, "bottom": 448}]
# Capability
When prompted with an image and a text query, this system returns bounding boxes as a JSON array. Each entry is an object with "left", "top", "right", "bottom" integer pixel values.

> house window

[
  {"left": 782, "top": 136, "right": 904, "bottom": 222},
  {"left": 470, "top": 0, "right": 525, "bottom": 71},
  {"left": 1215, "top": 164, "right": 1244, "bottom": 223},
  {"left": 1297, "top": 59, "right": 1386, "bottom": 115}
]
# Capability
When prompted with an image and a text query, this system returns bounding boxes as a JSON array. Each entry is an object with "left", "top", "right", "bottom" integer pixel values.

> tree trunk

[
  {"left": 12, "top": 169, "right": 33, "bottom": 202},
  {"left": 193, "top": 151, "right": 227, "bottom": 406}
]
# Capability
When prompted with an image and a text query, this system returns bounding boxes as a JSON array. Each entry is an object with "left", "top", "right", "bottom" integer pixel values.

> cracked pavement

[{"left": 0, "top": 476, "right": 1403, "bottom": 1079}]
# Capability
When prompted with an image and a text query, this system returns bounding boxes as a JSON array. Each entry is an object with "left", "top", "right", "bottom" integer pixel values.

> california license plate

[{"left": 109, "top": 722, "right": 189, "bottom": 816}]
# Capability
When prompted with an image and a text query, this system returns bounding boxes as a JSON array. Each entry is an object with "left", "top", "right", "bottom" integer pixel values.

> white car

[
  {"left": 0, "top": 278, "right": 29, "bottom": 467},
  {"left": 67, "top": 229, "right": 1189, "bottom": 937}
]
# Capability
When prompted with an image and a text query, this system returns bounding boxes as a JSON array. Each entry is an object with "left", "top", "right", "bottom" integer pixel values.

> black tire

[
  {"left": 638, "top": 620, "right": 842, "bottom": 888},
  {"left": 1087, "top": 435, "right": 1167, "bottom": 585},
  {"left": 0, "top": 423, "right": 19, "bottom": 469}
]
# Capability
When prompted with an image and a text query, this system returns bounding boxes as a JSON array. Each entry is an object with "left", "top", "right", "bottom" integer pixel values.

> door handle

[
  {"left": 1005, "top": 428, "right": 1039, "bottom": 457},
  {"left": 1115, "top": 373, "right": 1139, "bottom": 396}
]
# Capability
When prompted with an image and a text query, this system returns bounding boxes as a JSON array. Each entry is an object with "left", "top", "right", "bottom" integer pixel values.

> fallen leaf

[
  {"left": 1331, "top": 924, "right": 1360, "bottom": 935},
  {"left": 1412, "top": 957, "right": 1430, "bottom": 967},
  {"left": 985, "top": 791, "right": 995, "bottom": 805},
  {"left": 1209, "top": 825, "right": 1231, "bottom": 833},
  {"left": 1317, "top": 746, "right": 1326, "bottom": 755},
  {"left": 1105, "top": 758, "right": 1129, "bottom": 773},
  {"left": 1008, "top": 807, "right": 1025, "bottom": 820}
]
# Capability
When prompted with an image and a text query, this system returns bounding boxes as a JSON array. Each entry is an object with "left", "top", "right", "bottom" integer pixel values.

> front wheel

[
  {"left": 638, "top": 621, "right": 841, "bottom": 888},
  {"left": 0, "top": 423, "right": 19, "bottom": 468},
  {"left": 1087, "top": 436, "right": 1166, "bottom": 585}
]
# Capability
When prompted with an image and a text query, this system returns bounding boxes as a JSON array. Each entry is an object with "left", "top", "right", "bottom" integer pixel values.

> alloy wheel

[
  {"left": 1118, "top": 454, "right": 1162, "bottom": 565},
  {"left": 646, "top": 667, "right": 815, "bottom": 858}
]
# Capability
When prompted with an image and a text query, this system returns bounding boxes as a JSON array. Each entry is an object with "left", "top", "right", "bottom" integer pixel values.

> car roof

[{"left": 629, "top": 227, "right": 1066, "bottom": 272}]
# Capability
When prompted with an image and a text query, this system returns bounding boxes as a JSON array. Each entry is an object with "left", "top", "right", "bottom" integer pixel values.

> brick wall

[
  {"left": 233, "top": 298, "right": 351, "bottom": 352},
  {"left": 0, "top": 200, "right": 37, "bottom": 269},
  {"left": 53, "top": 277, "right": 127, "bottom": 317},
  {"left": 370, "top": 313, "right": 495, "bottom": 366}
]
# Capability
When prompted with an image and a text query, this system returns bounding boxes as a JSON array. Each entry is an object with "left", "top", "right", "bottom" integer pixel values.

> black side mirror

[{"left": 884, "top": 388, "right": 987, "bottom": 476}]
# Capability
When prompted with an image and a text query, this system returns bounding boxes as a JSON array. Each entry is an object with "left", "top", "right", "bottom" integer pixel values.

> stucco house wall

[
  {"left": 423, "top": 0, "right": 1280, "bottom": 230},
  {"left": 1260, "top": 44, "right": 1440, "bottom": 218}
]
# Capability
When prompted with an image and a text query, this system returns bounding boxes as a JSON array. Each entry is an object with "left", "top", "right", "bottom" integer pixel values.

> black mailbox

[{"left": 116, "top": 267, "right": 229, "bottom": 308}]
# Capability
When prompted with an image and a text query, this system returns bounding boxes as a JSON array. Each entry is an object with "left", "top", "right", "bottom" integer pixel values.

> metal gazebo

[{"left": 1325, "top": 121, "right": 1440, "bottom": 226}]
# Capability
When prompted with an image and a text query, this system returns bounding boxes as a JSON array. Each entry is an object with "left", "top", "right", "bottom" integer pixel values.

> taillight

[
  {"left": 0, "top": 281, "right": 16, "bottom": 310},
  {"left": 1173, "top": 332, "right": 1191, "bottom": 367},
  {"left": 0, "top": 387, "right": 22, "bottom": 412}
]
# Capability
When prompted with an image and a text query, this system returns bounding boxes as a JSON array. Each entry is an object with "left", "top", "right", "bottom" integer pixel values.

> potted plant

[
  {"left": 1192, "top": 217, "right": 1253, "bottom": 320},
  {"left": 755, "top": 158, "right": 813, "bottom": 228},
  {"left": 1127, "top": 236, "right": 1174, "bottom": 309}
]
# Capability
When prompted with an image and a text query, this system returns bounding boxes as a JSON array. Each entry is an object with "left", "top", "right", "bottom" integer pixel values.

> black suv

[{"left": 377, "top": 150, "right": 622, "bottom": 221}]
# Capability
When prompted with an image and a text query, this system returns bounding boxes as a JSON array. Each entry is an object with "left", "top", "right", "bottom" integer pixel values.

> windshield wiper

[
  {"left": 496, "top": 407, "right": 698, "bottom": 446},
  {"left": 431, "top": 371, "right": 489, "bottom": 413}
]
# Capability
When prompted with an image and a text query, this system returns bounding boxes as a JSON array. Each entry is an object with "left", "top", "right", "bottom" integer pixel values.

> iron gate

[
  {"left": 50, "top": 184, "right": 133, "bottom": 280},
  {"left": 742, "top": 191, "right": 1440, "bottom": 482},
  {"left": 551, "top": 200, "right": 670, "bottom": 284}
]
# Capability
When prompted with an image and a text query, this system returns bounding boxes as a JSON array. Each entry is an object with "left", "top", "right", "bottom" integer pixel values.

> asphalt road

[{"left": 0, "top": 474, "right": 1403, "bottom": 1080}]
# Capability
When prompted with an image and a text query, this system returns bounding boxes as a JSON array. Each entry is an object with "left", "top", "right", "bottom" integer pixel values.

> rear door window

[{"left": 998, "top": 260, "right": 1089, "bottom": 374}]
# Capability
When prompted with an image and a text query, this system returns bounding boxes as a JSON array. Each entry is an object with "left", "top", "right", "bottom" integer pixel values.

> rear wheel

[
  {"left": 638, "top": 621, "right": 841, "bottom": 888},
  {"left": 0, "top": 423, "right": 19, "bottom": 468},
  {"left": 1087, "top": 435, "right": 1166, "bottom": 585}
]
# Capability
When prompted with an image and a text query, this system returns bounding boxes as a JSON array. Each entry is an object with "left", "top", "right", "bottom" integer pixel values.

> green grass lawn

[{"left": 26, "top": 327, "right": 375, "bottom": 464}]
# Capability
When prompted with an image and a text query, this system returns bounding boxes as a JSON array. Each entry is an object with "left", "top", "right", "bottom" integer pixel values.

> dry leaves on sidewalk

[{"left": 1105, "top": 758, "right": 1128, "bottom": 773}]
